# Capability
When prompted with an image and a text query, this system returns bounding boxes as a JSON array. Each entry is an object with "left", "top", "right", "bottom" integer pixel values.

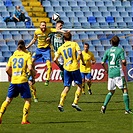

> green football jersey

[
  {"left": 102, "top": 46, "right": 125, "bottom": 78},
  {"left": 49, "top": 32, "right": 64, "bottom": 52}
]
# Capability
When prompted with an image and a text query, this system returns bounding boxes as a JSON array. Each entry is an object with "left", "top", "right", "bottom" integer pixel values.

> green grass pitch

[{"left": 0, "top": 82, "right": 132, "bottom": 133}]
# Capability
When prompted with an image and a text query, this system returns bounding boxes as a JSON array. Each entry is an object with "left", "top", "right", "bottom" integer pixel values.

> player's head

[
  {"left": 64, "top": 32, "right": 72, "bottom": 41},
  {"left": 110, "top": 36, "right": 120, "bottom": 47},
  {"left": 40, "top": 21, "right": 46, "bottom": 32},
  {"left": 17, "top": 40, "right": 26, "bottom": 51},
  {"left": 84, "top": 43, "right": 89, "bottom": 52},
  {"left": 56, "top": 20, "right": 64, "bottom": 30}
]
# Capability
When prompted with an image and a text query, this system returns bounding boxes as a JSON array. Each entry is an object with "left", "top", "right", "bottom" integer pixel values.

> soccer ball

[{"left": 52, "top": 13, "right": 60, "bottom": 21}]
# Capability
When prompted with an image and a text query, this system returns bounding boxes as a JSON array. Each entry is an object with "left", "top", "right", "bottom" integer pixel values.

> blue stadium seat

[
  {"left": 88, "top": 16, "right": 96, "bottom": 23},
  {"left": 116, "top": 6, "right": 125, "bottom": 12},
  {"left": 125, "top": 7, "right": 132, "bottom": 12},
  {"left": 99, "top": 22, "right": 109, "bottom": 28},
  {"left": 86, "top": 1, "right": 95, "bottom": 7},
  {"left": 81, "top": 22, "right": 90, "bottom": 29},
  {"left": 93, "top": 12, "right": 102, "bottom": 17},
  {"left": 96, "top": 46, "right": 104, "bottom": 51},
  {"left": 51, "top": 1, "right": 60, "bottom": 6},
  {"left": 78, "top": 33, "right": 88, "bottom": 40},
  {"left": 97, "top": 17, "right": 105, "bottom": 23},
  {"left": 60, "top": 17, "right": 69, "bottom": 23},
  {"left": 77, "top": 1, "right": 86, "bottom": 7},
  {"left": 89, "top": 34, "right": 98, "bottom": 40},
  {"left": 12, "top": 34, "right": 22, "bottom": 40},
  {"left": 69, "top": 17, "right": 79, "bottom": 23},
  {"left": 115, "top": 17, "right": 123, "bottom": 23},
  {"left": 0, "top": 6, "right": 7, "bottom": 12},
  {"left": 119, "top": 12, "right": 129, "bottom": 17},
  {"left": 0, "top": 56, "right": 4, "bottom": 62},
  {"left": 0, "top": 34, "right": 3, "bottom": 39},
  {"left": 68, "top": 1, "right": 78, "bottom": 6},
  {"left": 4, "top": 0, "right": 13, "bottom": 6},
  {"left": 95, "top": 57, "right": 101, "bottom": 63},
  {"left": 42, "top": 1, "right": 51, "bottom": 7},
  {"left": 66, "top": 12, "right": 75, "bottom": 17},
  {"left": 2, "top": 51, "right": 12, "bottom": 58},
  {"left": 98, "top": 51, "right": 104, "bottom": 57},
  {"left": 81, "top": 7, "right": 89, "bottom": 12},
  {"left": 89, "top": 46, "right": 95, "bottom": 51},
  {"left": 62, "top": 6, "right": 71, "bottom": 11},
  {"left": 59, "top": 1, "right": 69, "bottom": 7},
  {"left": 113, "top": 1, "right": 121, "bottom": 6},
  {"left": 78, "top": 17, "right": 87, "bottom": 23},
  {"left": 89, "top": 7, "right": 98, "bottom": 12},
  {"left": 83, "top": 11, "right": 93, "bottom": 17},
  {"left": 122, "top": 1, "right": 131, "bottom": 7},
  {"left": 107, "top": 6, "right": 116, "bottom": 12},
  {"left": 12, "top": 1, "right": 22, "bottom": 6},
  {"left": 71, "top": 7, "right": 80, "bottom": 12},
  {"left": 53, "top": 6, "right": 62, "bottom": 12},
  {"left": 101, "top": 11, "right": 110, "bottom": 17},
  {"left": 16, "top": 22, "right": 25, "bottom": 28},
  {"left": 98, "top": 7, "right": 107, "bottom": 12},
  {"left": 111, "top": 11, "right": 120, "bottom": 17},
  {"left": 123, "top": 17, "right": 132, "bottom": 23},
  {"left": 44, "top": 7, "right": 53, "bottom": 12},
  {"left": 7, "top": 22, "right": 16, "bottom": 28},
  {"left": 72, "top": 34, "right": 79, "bottom": 40},
  {"left": 91, "top": 40, "right": 101, "bottom": 46},
  {"left": 75, "top": 12, "right": 84, "bottom": 17},
  {"left": 3, "top": 33, "right": 12, "bottom": 40},
  {"left": 0, "top": 1, "right": 4, "bottom": 6},
  {"left": 0, "top": 44, "right": 9, "bottom": 51},
  {"left": 128, "top": 12, "right": 132, "bottom": 17},
  {"left": 106, "top": 16, "right": 114, "bottom": 23},
  {"left": 104, "top": 1, "right": 113, "bottom": 6},
  {"left": 22, "top": 34, "right": 32, "bottom": 40},
  {"left": 127, "top": 22, "right": 133, "bottom": 28},
  {"left": 7, "top": 6, "right": 15, "bottom": 12},
  {"left": 72, "top": 22, "right": 81, "bottom": 29},
  {"left": 117, "top": 22, "right": 127, "bottom": 28},
  {"left": 95, "top": 1, "right": 104, "bottom": 7}
]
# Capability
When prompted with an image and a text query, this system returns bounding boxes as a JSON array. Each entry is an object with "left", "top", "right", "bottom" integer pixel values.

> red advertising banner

[{"left": 35, "top": 63, "right": 109, "bottom": 82}]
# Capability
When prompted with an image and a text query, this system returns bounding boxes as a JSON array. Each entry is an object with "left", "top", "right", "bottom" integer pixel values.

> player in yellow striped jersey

[
  {"left": 78, "top": 43, "right": 96, "bottom": 95},
  {"left": 54, "top": 32, "right": 85, "bottom": 112},
  {"left": 0, "top": 40, "right": 35, "bottom": 124},
  {"left": 26, "top": 21, "right": 64, "bottom": 86}
]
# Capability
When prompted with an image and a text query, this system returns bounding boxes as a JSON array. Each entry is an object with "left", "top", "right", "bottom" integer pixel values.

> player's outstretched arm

[{"left": 26, "top": 39, "right": 36, "bottom": 49}]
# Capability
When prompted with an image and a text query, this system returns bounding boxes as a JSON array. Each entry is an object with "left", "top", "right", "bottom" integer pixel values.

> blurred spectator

[{"left": 12, "top": 6, "right": 25, "bottom": 22}]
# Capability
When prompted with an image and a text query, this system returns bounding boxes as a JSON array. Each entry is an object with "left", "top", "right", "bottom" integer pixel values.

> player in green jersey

[
  {"left": 101, "top": 36, "right": 132, "bottom": 114},
  {"left": 49, "top": 20, "right": 65, "bottom": 81}
]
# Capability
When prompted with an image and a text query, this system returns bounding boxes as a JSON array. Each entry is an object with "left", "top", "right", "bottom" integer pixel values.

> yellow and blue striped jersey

[
  {"left": 34, "top": 28, "right": 56, "bottom": 48},
  {"left": 7, "top": 50, "right": 32, "bottom": 84},
  {"left": 56, "top": 41, "right": 81, "bottom": 71}
]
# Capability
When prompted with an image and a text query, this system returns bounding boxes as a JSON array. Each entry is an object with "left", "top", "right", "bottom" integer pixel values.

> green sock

[
  {"left": 123, "top": 93, "right": 129, "bottom": 111},
  {"left": 103, "top": 92, "right": 113, "bottom": 107}
]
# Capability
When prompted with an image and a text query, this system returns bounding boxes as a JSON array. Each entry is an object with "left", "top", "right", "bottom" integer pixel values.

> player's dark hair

[
  {"left": 84, "top": 43, "right": 89, "bottom": 48},
  {"left": 110, "top": 36, "right": 120, "bottom": 47},
  {"left": 56, "top": 20, "right": 64, "bottom": 25},
  {"left": 17, "top": 40, "right": 25, "bottom": 49},
  {"left": 40, "top": 21, "right": 46, "bottom": 24},
  {"left": 64, "top": 32, "right": 72, "bottom": 41}
]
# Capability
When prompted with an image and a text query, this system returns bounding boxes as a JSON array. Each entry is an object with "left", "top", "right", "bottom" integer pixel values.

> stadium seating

[{"left": 0, "top": 0, "right": 133, "bottom": 63}]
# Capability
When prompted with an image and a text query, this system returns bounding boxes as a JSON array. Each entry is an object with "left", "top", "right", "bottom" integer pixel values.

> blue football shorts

[
  {"left": 64, "top": 69, "right": 82, "bottom": 87},
  {"left": 7, "top": 82, "right": 31, "bottom": 99},
  {"left": 81, "top": 72, "right": 92, "bottom": 80},
  {"left": 32, "top": 47, "right": 51, "bottom": 62}
]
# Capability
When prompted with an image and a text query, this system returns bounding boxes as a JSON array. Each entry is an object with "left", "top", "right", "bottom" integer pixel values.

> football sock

[
  {"left": 59, "top": 92, "right": 67, "bottom": 106},
  {"left": 73, "top": 90, "right": 81, "bottom": 104},
  {"left": 87, "top": 82, "right": 91, "bottom": 90},
  {"left": 103, "top": 92, "right": 113, "bottom": 107},
  {"left": 30, "top": 85, "right": 37, "bottom": 99},
  {"left": 0, "top": 101, "right": 9, "bottom": 118},
  {"left": 123, "top": 93, "right": 129, "bottom": 111},
  {"left": 22, "top": 102, "right": 31, "bottom": 123},
  {"left": 82, "top": 83, "right": 85, "bottom": 93},
  {"left": 46, "top": 60, "right": 52, "bottom": 81}
]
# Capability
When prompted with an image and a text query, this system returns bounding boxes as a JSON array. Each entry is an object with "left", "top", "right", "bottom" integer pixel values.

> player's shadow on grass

[{"left": 38, "top": 120, "right": 90, "bottom": 124}]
